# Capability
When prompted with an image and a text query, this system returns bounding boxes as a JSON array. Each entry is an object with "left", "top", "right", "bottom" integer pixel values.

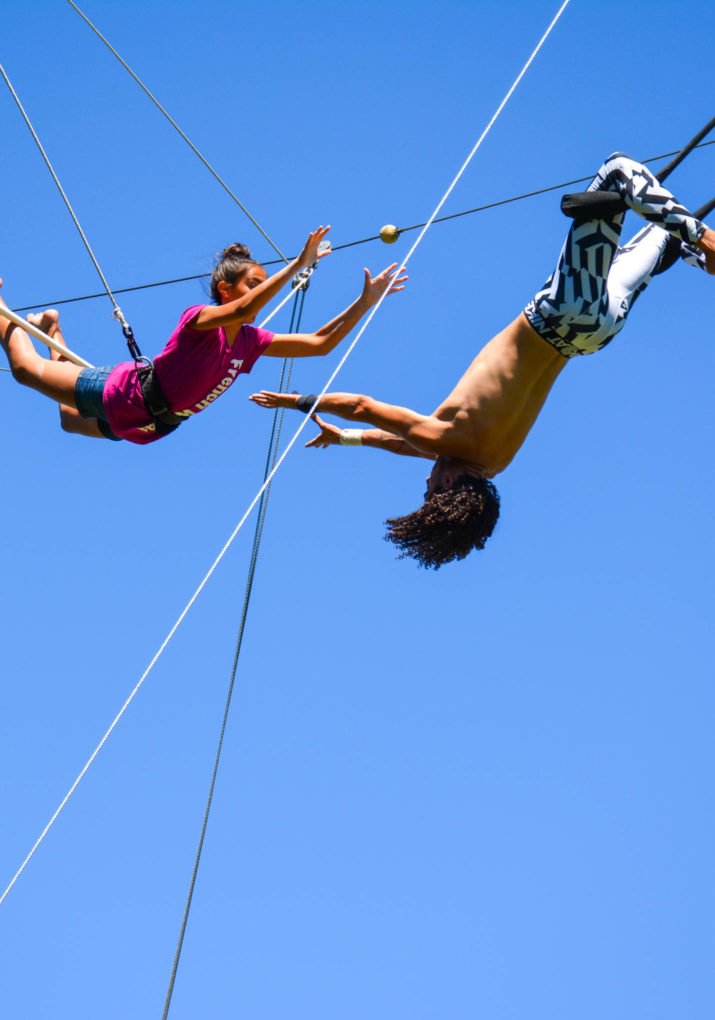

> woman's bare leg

[
  {"left": 23, "top": 308, "right": 105, "bottom": 438},
  {"left": 0, "top": 282, "right": 83, "bottom": 406}
]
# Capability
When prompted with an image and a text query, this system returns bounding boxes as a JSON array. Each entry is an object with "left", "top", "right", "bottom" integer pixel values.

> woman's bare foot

[
  {"left": 27, "top": 309, "right": 60, "bottom": 337},
  {"left": 27, "top": 309, "right": 67, "bottom": 362}
]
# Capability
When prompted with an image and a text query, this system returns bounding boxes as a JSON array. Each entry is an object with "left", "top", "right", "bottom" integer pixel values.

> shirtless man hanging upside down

[{"left": 251, "top": 153, "right": 715, "bottom": 568}]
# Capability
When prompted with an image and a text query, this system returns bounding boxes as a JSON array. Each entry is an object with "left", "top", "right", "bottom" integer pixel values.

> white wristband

[{"left": 339, "top": 428, "right": 363, "bottom": 446}]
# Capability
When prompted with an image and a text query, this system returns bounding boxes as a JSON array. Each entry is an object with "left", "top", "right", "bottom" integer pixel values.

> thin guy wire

[
  {"left": 64, "top": 0, "right": 288, "bottom": 263},
  {"left": 0, "top": 0, "right": 570, "bottom": 907},
  {"left": 0, "top": 62, "right": 127, "bottom": 326},
  {"left": 161, "top": 292, "right": 302, "bottom": 1020},
  {"left": 15, "top": 136, "right": 713, "bottom": 316}
]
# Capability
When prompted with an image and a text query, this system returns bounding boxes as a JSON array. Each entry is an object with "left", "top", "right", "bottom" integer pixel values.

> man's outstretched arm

[
  {"left": 249, "top": 390, "right": 449, "bottom": 454},
  {"left": 305, "top": 416, "right": 436, "bottom": 459}
]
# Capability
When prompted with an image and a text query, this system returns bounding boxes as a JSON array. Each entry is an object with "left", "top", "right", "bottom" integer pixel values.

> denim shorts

[{"left": 74, "top": 366, "right": 121, "bottom": 441}]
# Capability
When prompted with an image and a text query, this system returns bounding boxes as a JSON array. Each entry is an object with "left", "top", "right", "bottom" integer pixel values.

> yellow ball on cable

[{"left": 379, "top": 224, "right": 400, "bottom": 244}]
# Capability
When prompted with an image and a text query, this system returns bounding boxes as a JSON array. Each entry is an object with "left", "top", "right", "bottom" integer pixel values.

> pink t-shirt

[{"left": 102, "top": 306, "right": 275, "bottom": 445}]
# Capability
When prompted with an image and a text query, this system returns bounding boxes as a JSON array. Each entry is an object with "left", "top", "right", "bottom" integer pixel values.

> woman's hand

[
  {"left": 298, "top": 226, "right": 332, "bottom": 268},
  {"left": 361, "top": 263, "right": 408, "bottom": 306},
  {"left": 305, "top": 414, "right": 341, "bottom": 449},
  {"left": 249, "top": 390, "right": 299, "bottom": 409}
]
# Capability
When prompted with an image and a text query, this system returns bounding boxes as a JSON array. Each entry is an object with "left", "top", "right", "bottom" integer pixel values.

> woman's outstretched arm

[{"left": 263, "top": 264, "right": 407, "bottom": 358}]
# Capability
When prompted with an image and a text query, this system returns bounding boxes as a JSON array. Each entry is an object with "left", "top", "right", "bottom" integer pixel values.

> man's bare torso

[{"left": 429, "top": 313, "right": 567, "bottom": 477}]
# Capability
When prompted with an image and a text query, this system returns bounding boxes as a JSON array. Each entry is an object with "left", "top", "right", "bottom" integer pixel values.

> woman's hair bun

[
  {"left": 216, "top": 242, "right": 253, "bottom": 263},
  {"left": 210, "top": 242, "right": 260, "bottom": 303}
]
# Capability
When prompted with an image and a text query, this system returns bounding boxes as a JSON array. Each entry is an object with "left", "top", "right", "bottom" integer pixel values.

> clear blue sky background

[{"left": 1, "top": 1, "right": 714, "bottom": 1017}]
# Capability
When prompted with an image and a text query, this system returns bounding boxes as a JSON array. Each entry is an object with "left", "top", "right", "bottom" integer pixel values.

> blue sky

[{"left": 1, "top": 1, "right": 714, "bottom": 1017}]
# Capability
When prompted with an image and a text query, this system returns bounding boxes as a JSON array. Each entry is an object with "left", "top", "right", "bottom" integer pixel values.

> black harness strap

[{"left": 136, "top": 360, "right": 185, "bottom": 437}]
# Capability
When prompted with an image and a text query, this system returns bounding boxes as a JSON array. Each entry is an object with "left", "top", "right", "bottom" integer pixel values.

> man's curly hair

[{"left": 385, "top": 475, "right": 500, "bottom": 568}]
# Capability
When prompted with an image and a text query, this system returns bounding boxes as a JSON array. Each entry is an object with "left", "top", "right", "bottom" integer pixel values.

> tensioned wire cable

[
  {"left": 64, "top": 0, "right": 288, "bottom": 263},
  {"left": 12, "top": 138, "right": 715, "bottom": 315},
  {"left": 0, "top": 62, "right": 133, "bottom": 336},
  {"left": 160, "top": 290, "right": 304, "bottom": 1020},
  {"left": 0, "top": 0, "right": 571, "bottom": 908}
]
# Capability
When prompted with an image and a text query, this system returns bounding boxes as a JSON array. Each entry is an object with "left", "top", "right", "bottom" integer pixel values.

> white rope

[{"left": 0, "top": 0, "right": 571, "bottom": 909}]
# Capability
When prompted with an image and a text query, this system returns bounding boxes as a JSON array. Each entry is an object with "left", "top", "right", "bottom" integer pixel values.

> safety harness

[
  {"left": 135, "top": 358, "right": 185, "bottom": 437},
  {"left": 119, "top": 317, "right": 184, "bottom": 437}
]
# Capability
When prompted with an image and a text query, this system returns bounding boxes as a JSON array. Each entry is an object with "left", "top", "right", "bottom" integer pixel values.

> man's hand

[
  {"left": 361, "top": 263, "right": 408, "bottom": 306},
  {"left": 249, "top": 390, "right": 300, "bottom": 409},
  {"left": 305, "top": 414, "right": 341, "bottom": 449},
  {"left": 298, "top": 226, "right": 331, "bottom": 268}
]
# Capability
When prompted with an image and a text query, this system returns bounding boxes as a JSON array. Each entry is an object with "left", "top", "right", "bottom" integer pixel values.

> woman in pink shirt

[{"left": 0, "top": 226, "right": 406, "bottom": 444}]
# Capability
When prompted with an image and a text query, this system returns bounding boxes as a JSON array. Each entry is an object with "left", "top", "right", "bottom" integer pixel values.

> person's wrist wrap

[
  {"left": 339, "top": 429, "right": 363, "bottom": 446},
  {"left": 296, "top": 393, "right": 318, "bottom": 413}
]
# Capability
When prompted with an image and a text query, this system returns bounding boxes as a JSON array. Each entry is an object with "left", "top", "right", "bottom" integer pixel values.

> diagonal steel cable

[
  {"left": 0, "top": 62, "right": 132, "bottom": 335},
  {"left": 64, "top": 0, "right": 288, "bottom": 263}
]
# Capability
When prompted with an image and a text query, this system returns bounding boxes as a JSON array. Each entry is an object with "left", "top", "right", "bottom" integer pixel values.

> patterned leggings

[{"left": 524, "top": 153, "right": 708, "bottom": 357}]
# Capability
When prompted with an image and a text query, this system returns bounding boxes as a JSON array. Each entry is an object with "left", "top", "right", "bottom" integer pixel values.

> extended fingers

[{"left": 250, "top": 390, "right": 277, "bottom": 406}]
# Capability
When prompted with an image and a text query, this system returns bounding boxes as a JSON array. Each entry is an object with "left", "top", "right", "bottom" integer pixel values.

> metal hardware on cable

[
  {"left": 292, "top": 267, "right": 312, "bottom": 290},
  {"left": 292, "top": 239, "right": 331, "bottom": 290},
  {"left": 111, "top": 307, "right": 143, "bottom": 359}
]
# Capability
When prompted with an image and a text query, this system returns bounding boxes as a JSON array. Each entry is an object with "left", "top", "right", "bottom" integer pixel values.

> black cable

[
  {"left": 160, "top": 290, "right": 305, "bottom": 1019},
  {"left": 13, "top": 139, "right": 715, "bottom": 315}
]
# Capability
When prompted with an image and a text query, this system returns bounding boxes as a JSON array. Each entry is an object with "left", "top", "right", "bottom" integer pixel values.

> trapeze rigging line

[
  {"left": 160, "top": 289, "right": 306, "bottom": 1020},
  {"left": 1, "top": 0, "right": 571, "bottom": 908},
  {"left": 64, "top": 0, "right": 288, "bottom": 263},
  {"left": 0, "top": 60, "right": 145, "bottom": 357},
  {"left": 656, "top": 114, "right": 715, "bottom": 183},
  {"left": 0, "top": 62, "right": 135, "bottom": 346},
  {"left": 11, "top": 138, "right": 715, "bottom": 317}
]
